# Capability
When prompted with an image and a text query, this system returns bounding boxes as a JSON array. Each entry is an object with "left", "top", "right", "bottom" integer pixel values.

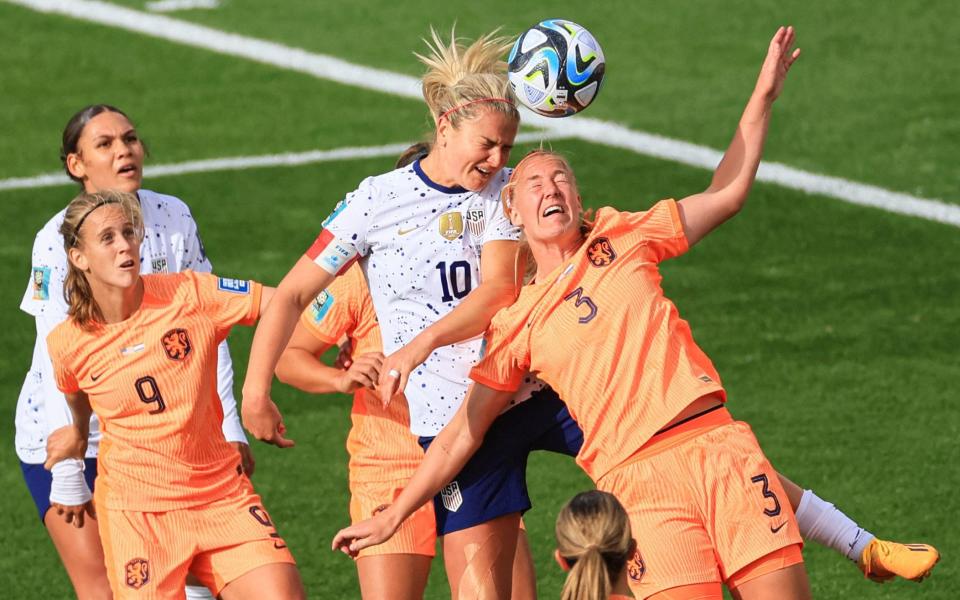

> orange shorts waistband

[{"left": 623, "top": 406, "right": 733, "bottom": 468}]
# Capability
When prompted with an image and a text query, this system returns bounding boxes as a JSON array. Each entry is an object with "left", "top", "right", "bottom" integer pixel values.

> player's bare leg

[
  {"left": 44, "top": 508, "right": 112, "bottom": 600},
  {"left": 729, "top": 564, "right": 811, "bottom": 600},
  {"left": 218, "top": 563, "right": 305, "bottom": 600},
  {"left": 441, "top": 512, "right": 520, "bottom": 600},
  {"left": 356, "top": 554, "right": 431, "bottom": 600},
  {"left": 511, "top": 529, "right": 537, "bottom": 600}
]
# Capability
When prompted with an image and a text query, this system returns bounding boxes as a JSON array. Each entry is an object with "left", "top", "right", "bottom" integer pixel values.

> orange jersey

[
  {"left": 47, "top": 271, "right": 262, "bottom": 511},
  {"left": 299, "top": 264, "right": 423, "bottom": 481},
  {"left": 471, "top": 201, "right": 725, "bottom": 481}
]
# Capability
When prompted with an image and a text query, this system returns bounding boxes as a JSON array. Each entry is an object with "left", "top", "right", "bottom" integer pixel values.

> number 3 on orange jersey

[{"left": 564, "top": 287, "right": 598, "bottom": 324}]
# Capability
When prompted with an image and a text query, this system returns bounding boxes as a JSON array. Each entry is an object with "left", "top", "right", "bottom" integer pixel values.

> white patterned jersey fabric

[{"left": 322, "top": 161, "right": 520, "bottom": 436}]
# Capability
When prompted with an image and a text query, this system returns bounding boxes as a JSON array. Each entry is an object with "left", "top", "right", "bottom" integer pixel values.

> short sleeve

[
  {"left": 180, "top": 208, "right": 213, "bottom": 274},
  {"left": 21, "top": 214, "right": 70, "bottom": 320},
  {"left": 299, "top": 277, "right": 358, "bottom": 347},
  {"left": 313, "top": 176, "right": 378, "bottom": 262},
  {"left": 192, "top": 272, "right": 263, "bottom": 334},
  {"left": 46, "top": 328, "right": 79, "bottom": 395},
  {"left": 620, "top": 200, "right": 689, "bottom": 263},
  {"left": 469, "top": 307, "right": 530, "bottom": 393},
  {"left": 482, "top": 170, "right": 521, "bottom": 244}
]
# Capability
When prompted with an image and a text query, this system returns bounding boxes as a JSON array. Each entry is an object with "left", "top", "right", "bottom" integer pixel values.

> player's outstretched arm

[
  {"left": 378, "top": 240, "right": 518, "bottom": 404},
  {"left": 242, "top": 258, "right": 334, "bottom": 448},
  {"left": 678, "top": 26, "right": 801, "bottom": 246},
  {"left": 276, "top": 323, "right": 383, "bottom": 395},
  {"left": 333, "top": 382, "right": 513, "bottom": 555}
]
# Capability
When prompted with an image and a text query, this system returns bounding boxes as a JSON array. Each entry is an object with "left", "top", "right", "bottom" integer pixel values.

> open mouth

[
  {"left": 542, "top": 204, "right": 564, "bottom": 217},
  {"left": 475, "top": 166, "right": 491, "bottom": 176},
  {"left": 119, "top": 259, "right": 136, "bottom": 269},
  {"left": 117, "top": 164, "right": 138, "bottom": 176}
]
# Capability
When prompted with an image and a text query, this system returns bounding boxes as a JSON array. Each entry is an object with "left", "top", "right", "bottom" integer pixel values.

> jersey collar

[{"left": 413, "top": 159, "right": 468, "bottom": 195}]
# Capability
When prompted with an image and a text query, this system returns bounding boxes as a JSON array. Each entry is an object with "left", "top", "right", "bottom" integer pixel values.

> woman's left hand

[
  {"left": 755, "top": 26, "right": 801, "bottom": 103},
  {"left": 378, "top": 338, "right": 432, "bottom": 406}
]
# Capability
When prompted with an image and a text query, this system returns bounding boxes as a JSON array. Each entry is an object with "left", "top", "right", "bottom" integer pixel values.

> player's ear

[
  {"left": 554, "top": 549, "right": 572, "bottom": 572},
  {"left": 65, "top": 152, "right": 86, "bottom": 182},
  {"left": 67, "top": 245, "right": 89, "bottom": 272},
  {"left": 435, "top": 116, "right": 452, "bottom": 149},
  {"left": 505, "top": 193, "right": 524, "bottom": 228}
]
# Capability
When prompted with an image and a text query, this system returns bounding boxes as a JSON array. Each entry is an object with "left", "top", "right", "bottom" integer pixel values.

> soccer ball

[{"left": 508, "top": 19, "right": 606, "bottom": 117}]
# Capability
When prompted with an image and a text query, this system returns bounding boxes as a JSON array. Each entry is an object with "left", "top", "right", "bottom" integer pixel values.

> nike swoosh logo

[
  {"left": 91, "top": 372, "right": 104, "bottom": 381},
  {"left": 770, "top": 522, "right": 787, "bottom": 534},
  {"left": 398, "top": 226, "right": 418, "bottom": 236}
]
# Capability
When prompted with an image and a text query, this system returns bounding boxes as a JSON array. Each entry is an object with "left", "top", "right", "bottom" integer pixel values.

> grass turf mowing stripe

[
  {"left": 8, "top": 0, "right": 960, "bottom": 229},
  {"left": 0, "top": 131, "right": 571, "bottom": 192}
]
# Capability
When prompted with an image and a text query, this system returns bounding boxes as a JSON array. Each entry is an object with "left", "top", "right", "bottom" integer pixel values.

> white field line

[
  {"left": 6, "top": 0, "right": 960, "bottom": 227},
  {"left": 0, "top": 132, "right": 571, "bottom": 192},
  {"left": 146, "top": 0, "right": 220, "bottom": 13}
]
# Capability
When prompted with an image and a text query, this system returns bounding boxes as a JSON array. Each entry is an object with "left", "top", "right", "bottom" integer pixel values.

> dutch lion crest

[
  {"left": 161, "top": 328, "right": 191, "bottom": 361},
  {"left": 125, "top": 558, "right": 150, "bottom": 589}
]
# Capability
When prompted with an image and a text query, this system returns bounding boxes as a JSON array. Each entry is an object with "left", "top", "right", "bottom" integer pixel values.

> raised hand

[{"left": 756, "top": 26, "right": 801, "bottom": 102}]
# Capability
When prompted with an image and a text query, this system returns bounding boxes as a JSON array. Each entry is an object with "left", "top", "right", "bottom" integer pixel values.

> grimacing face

[
  {"left": 66, "top": 111, "right": 145, "bottom": 194},
  {"left": 436, "top": 107, "right": 518, "bottom": 191},
  {"left": 509, "top": 154, "right": 582, "bottom": 244}
]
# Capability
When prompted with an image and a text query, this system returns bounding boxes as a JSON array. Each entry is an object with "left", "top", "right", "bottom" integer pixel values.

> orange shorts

[
  {"left": 596, "top": 408, "right": 803, "bottom": 598},
  {"left": 349, "top": 478, "right": 436, "bottom": 558},
  {"left": 97, "top": 480, "right": 296, "bottom": 598}
]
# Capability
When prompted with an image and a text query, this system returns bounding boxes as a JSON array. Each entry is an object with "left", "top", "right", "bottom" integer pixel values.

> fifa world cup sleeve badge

[{"left": 32, "top": 266, "right": 51, "bottom": 301}]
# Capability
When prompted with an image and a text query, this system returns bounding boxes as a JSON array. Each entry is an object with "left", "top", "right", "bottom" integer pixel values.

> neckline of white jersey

[{"left": 412, "top": 159, "right": 468, "bottom": 195}]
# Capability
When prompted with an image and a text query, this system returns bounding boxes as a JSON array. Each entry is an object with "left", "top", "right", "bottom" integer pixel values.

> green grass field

[{"left": 1, "top": 0, "right": 957, "bottom": 597}]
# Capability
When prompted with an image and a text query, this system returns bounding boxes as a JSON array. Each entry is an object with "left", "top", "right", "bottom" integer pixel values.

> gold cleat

[{"left": 859, "top": 539, "right": 940, "bottom": 583}]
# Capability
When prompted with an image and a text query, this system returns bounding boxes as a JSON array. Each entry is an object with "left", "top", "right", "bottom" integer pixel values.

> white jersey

[
  {"left": 322, "top": 161, "right": 520, "bottom": 436},
  {"left": 16, "top": 189, "right": 247, "bottom": 463}
]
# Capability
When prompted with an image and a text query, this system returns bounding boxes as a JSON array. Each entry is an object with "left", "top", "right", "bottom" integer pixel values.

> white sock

[
  {"left": 184, "top": 585, "right": 215, "bottom": 600},
  {"left": 795, "top": 489, "right": 875, "bottom": 562}
]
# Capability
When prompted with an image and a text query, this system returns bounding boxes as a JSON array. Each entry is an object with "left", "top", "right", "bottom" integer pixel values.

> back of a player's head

[
  {"left": 59, "top": 189, "right": 144, "bottom": 330},
  {"left": 416, "top": 27, "right": 519, "bottom": 130},
  {"left": 555, "top": 490, "right": 634, "bottom": 600}
]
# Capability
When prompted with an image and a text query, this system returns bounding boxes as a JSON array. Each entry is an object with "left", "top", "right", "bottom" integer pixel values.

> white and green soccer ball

[{"left": 508, "top": 19, "right": 606, "bottom": 117}]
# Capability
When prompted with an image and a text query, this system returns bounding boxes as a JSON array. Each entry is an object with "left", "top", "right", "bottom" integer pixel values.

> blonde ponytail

[
  {"left": 59, "top": 190, "right": 144, "bottom": 331},
  {"left": 416, "top": 27, "right": 519, "bottom": 129},
  {"left": 556, "top": 491, "right": 634, "bottom": 600}
]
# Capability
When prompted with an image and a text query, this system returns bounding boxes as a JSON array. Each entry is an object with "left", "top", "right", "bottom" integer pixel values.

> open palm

[{"left": 757, "top": 26, "right": 801, "bottom": 102}]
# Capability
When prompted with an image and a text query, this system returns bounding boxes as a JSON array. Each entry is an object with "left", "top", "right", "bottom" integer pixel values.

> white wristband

[{"left": 50, "top": 458, "right": 93, "bottom": 506}]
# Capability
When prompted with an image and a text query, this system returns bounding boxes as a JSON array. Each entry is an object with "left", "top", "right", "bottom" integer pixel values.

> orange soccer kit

[
  {"left": 47, "top": 271, "right": 294, "bottom": 598},
  {"left": 471, "top": 201, "right": 802, "bottom": 597},
  {"left": 298, "top": 264, "right": 435, "bottom": 557}
]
